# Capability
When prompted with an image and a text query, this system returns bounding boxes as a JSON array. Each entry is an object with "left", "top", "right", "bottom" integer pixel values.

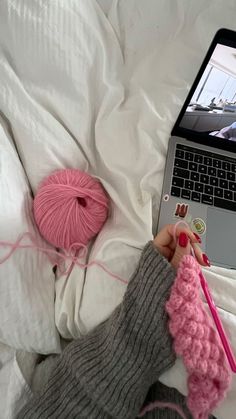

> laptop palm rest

[{"left": 206, "top": 207, "right": 236, "bottom": 269}]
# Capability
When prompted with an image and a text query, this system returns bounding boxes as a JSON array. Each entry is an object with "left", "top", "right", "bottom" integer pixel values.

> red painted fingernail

[
  {"left": 203, "top": 253, "right": 211, "bottom": 267},
  {"left": 193, "top": 233, "right": 201, "bottom": 243},
  {"left": 179, "top": 232, "right": 188, "bottom": 248}
]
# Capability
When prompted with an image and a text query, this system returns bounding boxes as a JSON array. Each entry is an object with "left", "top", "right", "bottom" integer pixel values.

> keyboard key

[
  {"left": 224, "top": 190, "right": 233, "bottom": 200},
  {"left": 199, "top": 165, "right": 207, "bottom": 174},
  {"left": 194, "top": 154, "right": 203, "bottom": 163},
  {"left": 185, "top": 180, "right": 194, "bottom": 190},
  {"left": 173, "top": 168, "right": 190, "bottom": 179},
  {"left": 195, "top": 183, "right": 204, "bottom": 193},
  {"left": 213, "top": 159, "right": 221, "bottom": 169},
  {"left": 201, "top": 194, "right": 213, "bottom": 205},
  {"left": 229, "top": 182, "right": 236, "bottom": 191},
  {"left": 208, "top": 167, "right": 216, "bottom": 176},
  {"left": 210, "top": 177, "right": 218, "bottom": 186},
  {"left": 219, "top": 179, "right": 228, "bottom": 189},
  {"left": 214, "top": 187, "right": 223, "bottom": 198},
  {"left": 190, "top": 172, "right": 199, "bottom": 182},
  {"left": 217, "top": 169, "right": 226, "bottom": 179},
  {"left": 171, "top": 186, "right": 181, "bottom": 197},
  {"left": 200, "top": 174, "right": 209, "bottom": 184},
  {"left": 227, "top": 172, "right": 235, "bottom": 181},
  {"left": 185, "top": 152, "right": 193, "bottom": 161},
  {"left": 204, "top": 157, "right": 212, "bottom": 166},
  {"left": 174, "top": 158, "right": 188, "bottom": 169},
  {"left": 189, "top": 162, "right": 198, "bottom": 171},
  {"left": 175, "top": 149, "right": 184, "bottom": 159},
  {"left": 172, "top": 177, "right": 184, "bottom": 187},
  {"left": 181, "top": 189, "right": 190, "bottom": 199},
  {"left": 204, "top": 185, "right": 213, "bottom": 195},
  {"left": 191, "top": 191, "right": 201, "bottom": 202},
  {"left": 214, "top": 197, "right": 236, "bottom": 212},
  {"left": 232, "top": 164, "right": 236, "bottom": 173},
  {"left": 222, "top": 162, "right": 231, "bottom": 171}
]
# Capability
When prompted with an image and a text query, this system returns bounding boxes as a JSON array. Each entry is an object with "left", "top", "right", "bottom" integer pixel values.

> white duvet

[{"left": 0, "top": 0, "right": 236, "bottom": 418}]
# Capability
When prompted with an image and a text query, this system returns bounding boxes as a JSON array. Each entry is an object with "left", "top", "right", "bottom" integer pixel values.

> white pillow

[
  {"left": 0, "top": 116, "right": 60, "bottom": 353},
  {"left": 0, "top": 0, "right": 157, "bottom": 342},
  {"left": 0, "top": 1, "right": 96, "bottom": 351}
]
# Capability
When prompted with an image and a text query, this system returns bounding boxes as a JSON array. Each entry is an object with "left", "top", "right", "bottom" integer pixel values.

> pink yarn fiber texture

[
  {"left": 0, "top": 232, "right": 128, "bottom": 284},
  {"left": 138, "top": 401, "right": 187, "bottom": 419},
  {"left": 166, "top": 255, "right": 231, "bottom": 419},
  {"left": 33, "top": 169, "right": 109, "bottom": 251}
]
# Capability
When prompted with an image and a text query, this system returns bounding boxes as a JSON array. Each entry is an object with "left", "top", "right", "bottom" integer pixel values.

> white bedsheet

[
  {"left": 0, "top": 0, "right": 236, "bottom": 418},
  {"left": 101, "top": 2, "right": 236, "bottom": 418}
]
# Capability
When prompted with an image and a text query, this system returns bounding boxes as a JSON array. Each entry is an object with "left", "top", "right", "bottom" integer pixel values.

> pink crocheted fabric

[{"left": 166, "top": 255, "right": 231, "bottom": 419}]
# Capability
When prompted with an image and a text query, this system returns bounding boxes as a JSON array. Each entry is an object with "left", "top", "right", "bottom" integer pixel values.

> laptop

[{"left": 157, "top": 28, "right": 236, "bottom": 269}]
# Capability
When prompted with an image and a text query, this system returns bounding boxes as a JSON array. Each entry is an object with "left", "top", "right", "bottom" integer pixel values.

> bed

[{"left": 0, "top": 1, "right": 236, "bottom": 417}]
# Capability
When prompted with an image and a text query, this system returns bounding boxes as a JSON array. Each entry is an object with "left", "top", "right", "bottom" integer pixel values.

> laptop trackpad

[{"left": 206, "top": 207, "right": 236, "bottom": 269}]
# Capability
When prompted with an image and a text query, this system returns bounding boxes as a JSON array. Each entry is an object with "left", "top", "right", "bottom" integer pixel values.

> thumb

[{"left": 171, "top": 232, "right": 191, "bottom": 270}]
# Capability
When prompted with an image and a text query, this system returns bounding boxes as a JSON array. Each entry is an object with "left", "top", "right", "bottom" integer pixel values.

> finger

[
  {"left": 153, "top": 224, "right": 176, "bottom": 248},
  {"left": 154, "top": 223, "right": 200, "bottom": 250},
  {"left": 170, "top": 231, "right": 191, "bottom": 270},
  {"left": 153, "top": 224, "right": 176, "bottom": 258},
  {"left": 153, "top": 226, "right": 179, "bottom": 262},
  {"left": 191, "top": 242, "right": 211, "bottom": 267},
  {"left": 173, "top": 225, "right": 201, "bottom": 245},
  {"left": 159, "top": 247, "right": 173, "bottom": 260}
]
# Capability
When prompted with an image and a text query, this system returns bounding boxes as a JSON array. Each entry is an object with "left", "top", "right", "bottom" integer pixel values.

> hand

[{"left": 153, "top": 224, "right": 210, "bottom": 270}]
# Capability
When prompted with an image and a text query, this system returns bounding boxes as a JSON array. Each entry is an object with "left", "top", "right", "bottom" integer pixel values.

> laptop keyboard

[{"left": 171, "top": 144, "right": 236, "bottom": 211}]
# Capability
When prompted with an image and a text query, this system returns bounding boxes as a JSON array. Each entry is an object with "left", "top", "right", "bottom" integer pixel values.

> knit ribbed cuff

[
  {"left": 67, "top": 242, "right": 176, "bottom": 418},
  {"left": 17, "top": 242, "right": 176, "bottom": 419}
]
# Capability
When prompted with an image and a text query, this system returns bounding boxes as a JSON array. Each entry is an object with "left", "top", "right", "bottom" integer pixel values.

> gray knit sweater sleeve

[{"left": 18, "top": 242, "right": 177, "bottom": 419}]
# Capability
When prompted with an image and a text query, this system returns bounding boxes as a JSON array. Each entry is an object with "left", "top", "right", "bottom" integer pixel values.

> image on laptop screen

[{"left": 179, "top": 43, "right": 236, "bottom": 142}]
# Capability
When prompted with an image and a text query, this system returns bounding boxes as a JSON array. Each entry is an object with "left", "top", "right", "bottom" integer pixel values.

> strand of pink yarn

[
  {"left": 0, "top": 232, "right": 189, "bottom": 418},
  {"left": 0, "top": 221, "right": 188, "bottom": 281},
  {"left": 0, "top": 232, "right": 190, "bottom": 418},
  {"left": 0, "top": 219, "right": 207, "bottom": 419},
  {"left": 138, "top": 401, "right": 187, "bottom": 419},
  {"left": 0, "top": 232, "right": 128, "bottom": 284}
]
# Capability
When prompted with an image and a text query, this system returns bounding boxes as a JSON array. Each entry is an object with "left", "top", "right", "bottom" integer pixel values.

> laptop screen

[
  {"left": 179, "top": 43, "right": 236, "bottom": 141},
  {"left": 173, "top": 30, "right": 236, "bottom": 151}
]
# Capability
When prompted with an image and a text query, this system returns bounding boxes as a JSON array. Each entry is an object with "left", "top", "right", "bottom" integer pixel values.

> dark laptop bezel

[{"left": 172, "top": 28, "right": 236, "bottom": 154}]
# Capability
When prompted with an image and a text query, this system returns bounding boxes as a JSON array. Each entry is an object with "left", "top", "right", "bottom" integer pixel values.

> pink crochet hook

[{"left": 198, "top": 269, "right": 236, "bottom": 373}]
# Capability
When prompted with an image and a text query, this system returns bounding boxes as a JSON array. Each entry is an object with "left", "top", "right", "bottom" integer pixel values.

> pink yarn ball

[{"left": 33, "top": 169, "right": 109, "bottom": 251}]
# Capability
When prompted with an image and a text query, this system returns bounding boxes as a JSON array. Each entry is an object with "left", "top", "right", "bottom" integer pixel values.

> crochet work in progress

[{"left": 166, "top": 255, "right": 232, "bottom": 419}]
